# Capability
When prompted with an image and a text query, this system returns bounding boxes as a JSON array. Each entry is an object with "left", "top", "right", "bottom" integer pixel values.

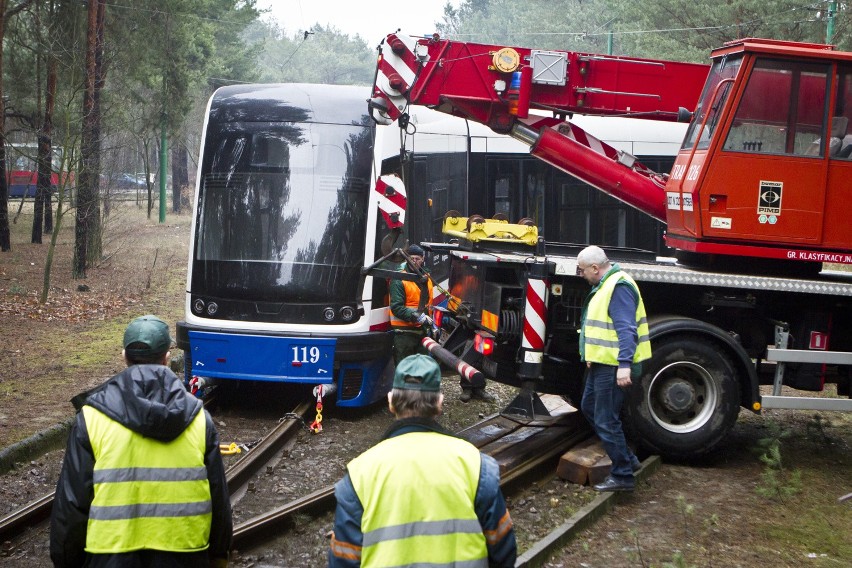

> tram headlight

[
  {"left": 339, "top": 306, "right": 355, "bottom": 321},
  {"left": 193, "top": 299, "right": 205, "bottom": 314},
  {"left": 323, "top": 307, "right": 336, "bottom": 321},
  {"left": 206, "top": 302, "right": 219, "bottom": 316}
]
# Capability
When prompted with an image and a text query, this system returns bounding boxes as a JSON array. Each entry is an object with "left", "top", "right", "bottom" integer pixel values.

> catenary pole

[{"left": 827, "top": 1, "right": 837, "bottom": 44}]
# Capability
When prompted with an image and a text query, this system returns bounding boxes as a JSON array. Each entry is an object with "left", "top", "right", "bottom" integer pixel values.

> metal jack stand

[{"left": 503, "top": 383, "right": 552, "bottom": 421}]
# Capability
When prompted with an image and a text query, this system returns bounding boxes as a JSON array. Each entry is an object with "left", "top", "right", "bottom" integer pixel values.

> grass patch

[
  {"left": 68, "top": 318, "right": 130, "bottom": 370},
  {"left": 755, "top": 468, "right": 851, "bottom": 562},
  {"left": 751, "top": 416, "right": 852, "bottom": 564},
  {"left": 0, "top": 201, "right": 193, "bottom": 446},
  {"left": 7, "top": 283, "right": 27, "bottom": 295}
]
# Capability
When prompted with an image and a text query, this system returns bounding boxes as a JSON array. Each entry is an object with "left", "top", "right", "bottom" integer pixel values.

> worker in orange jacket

[{"left": 389, "top": 244, "right": 434, "bottom": 365}]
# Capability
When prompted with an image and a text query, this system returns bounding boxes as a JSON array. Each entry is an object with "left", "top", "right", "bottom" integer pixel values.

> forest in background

[{"left": 0, "top": 0, "right": 848, "bottom": 288}]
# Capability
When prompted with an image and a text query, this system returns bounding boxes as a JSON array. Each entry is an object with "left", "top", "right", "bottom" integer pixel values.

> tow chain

[
  {"left": 219, "top": 392, "right": 327, "bottom": 455},
  {"left": 279, "top": 412, "right": 312, "bottom": 432},
  {"left": 309, "top": 385, "right": 326, "bottom": 434}
]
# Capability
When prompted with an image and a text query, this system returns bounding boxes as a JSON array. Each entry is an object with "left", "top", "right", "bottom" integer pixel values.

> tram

[
  {"left": 6, "top": 142, "right": 71, "bottom": 198},
  {"left": 177, "top": 83, "right": 684, "bottom": 406}
]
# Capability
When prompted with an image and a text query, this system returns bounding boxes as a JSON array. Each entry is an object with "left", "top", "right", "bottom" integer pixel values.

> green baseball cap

[
  {"left": 123, "top": 315, "right": 173, "bottom": 358},
  {"left": 393, "top": 354, "right": 441, "bottom": 392}
]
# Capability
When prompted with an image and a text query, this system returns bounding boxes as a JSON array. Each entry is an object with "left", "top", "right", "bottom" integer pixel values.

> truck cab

[{"left": 666, "top": 39, "right": 852, "bottom": 265}]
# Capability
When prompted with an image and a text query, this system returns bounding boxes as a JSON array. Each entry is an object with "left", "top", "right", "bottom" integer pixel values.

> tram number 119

[{"left": 292, "top": 345, "right": 321, "bottom": 364}]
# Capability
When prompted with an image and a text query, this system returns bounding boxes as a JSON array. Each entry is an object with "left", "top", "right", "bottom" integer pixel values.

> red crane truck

[{"left": 368, "top": 33, "right": 852, "bottom": 459}]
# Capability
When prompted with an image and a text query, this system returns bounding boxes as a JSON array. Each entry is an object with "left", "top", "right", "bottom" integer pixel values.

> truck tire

[{"left": 624, "top": 336, "right": 740, "bottom": 459}]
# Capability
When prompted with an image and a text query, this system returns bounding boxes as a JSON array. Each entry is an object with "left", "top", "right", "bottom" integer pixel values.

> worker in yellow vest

[
  {"left": 329, "top": 354, "right": 517, "bottom": 567},
  {"left": 577, "top": 246, "right": 652, "bottom": 493},
  {"left": 50, "top": 315, "right": 232, "bottom": 567}
]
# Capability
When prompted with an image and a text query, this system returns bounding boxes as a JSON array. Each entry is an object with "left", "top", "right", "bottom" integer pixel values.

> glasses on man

[{"left": 576, "top": 259, "right": 607, "bottom": 276}]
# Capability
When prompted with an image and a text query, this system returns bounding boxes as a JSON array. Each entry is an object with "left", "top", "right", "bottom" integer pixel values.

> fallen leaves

[{"left": 0, "top": 288, "right": 141, "bottom": 323}]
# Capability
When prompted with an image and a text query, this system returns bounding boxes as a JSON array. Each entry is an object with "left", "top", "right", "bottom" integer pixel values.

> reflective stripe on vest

[
  {"left": 583, "top": 271, "right": 652, "bottom": 366},
  {"left": 389, "top": 277, "right": 434, "bottom": 328},
  {"left": 82, "top": 406, "right": 212, "bottom": 554},
  {"left": 347, "top": 431, "right": 488, "bottom": 567}
]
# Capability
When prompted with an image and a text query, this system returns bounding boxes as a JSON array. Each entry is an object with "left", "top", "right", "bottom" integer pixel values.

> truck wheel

[{"left": 624, "top": 336, "right": 740, "bottom": 459}]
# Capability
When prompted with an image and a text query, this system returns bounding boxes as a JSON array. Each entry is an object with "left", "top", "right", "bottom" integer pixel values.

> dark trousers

[
  {"left": 393, "top": 329, "right": 427, "bottom": 365},
  {"left": 581, "top": 363, "right": 638, "bottom": 480}
]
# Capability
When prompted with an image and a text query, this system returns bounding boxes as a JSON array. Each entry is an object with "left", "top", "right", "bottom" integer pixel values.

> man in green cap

[
  {"left": 328, "top": 354, "right": 517, "bottom": 567},
  {"left": 50, "top": 315, "right": 233, "bottom": 568}
]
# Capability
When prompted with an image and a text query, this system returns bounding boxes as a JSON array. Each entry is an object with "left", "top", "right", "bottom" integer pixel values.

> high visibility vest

[
  {"left": 347, "top": 431, "right": 488, "bottom": 567},
  {"left": 82, "top": 406, "right": 212, "bottom": 554},
  {"left": 582, "top": 270, "right": 652, "bottom": 366},
  {"left": 389, "top": 277, "right": 434, "bottom": 329}
]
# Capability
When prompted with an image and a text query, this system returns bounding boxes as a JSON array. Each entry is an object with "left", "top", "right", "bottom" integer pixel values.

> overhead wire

[
  {"left": 447, "top": 1, "right": 835, "bottom": 40},
  {"left": 107, "top": 1, "right": 256, "bottom": 26}
]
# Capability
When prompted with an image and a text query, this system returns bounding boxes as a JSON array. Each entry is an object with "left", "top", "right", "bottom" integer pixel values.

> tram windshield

[{"left": 193, "top": 120, "right": 373, "bottom": 304}]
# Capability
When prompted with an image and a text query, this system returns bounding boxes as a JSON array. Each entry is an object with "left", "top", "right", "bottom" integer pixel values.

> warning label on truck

[
  {"left": 757, "top": 180, "right": 782, "bottom": 215},
  {"left": 666, "top": 191, "right": 693, "bottom": 211}
]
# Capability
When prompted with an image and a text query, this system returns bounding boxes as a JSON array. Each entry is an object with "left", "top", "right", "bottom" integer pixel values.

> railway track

[
  {"left": 231, "top": 395, "right": 594, "bottom": 556},
  {"left": 0, "top": 394, "right": 633, "bottom": 567},
  {"left": 0, "top": 398, "right": 312, "bottom": 543}
]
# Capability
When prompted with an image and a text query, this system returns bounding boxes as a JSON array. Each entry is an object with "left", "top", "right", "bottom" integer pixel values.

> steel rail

[
  {"left": 0, "top": 492, "right": 54, "bottom": 542},
  {"left": 232, "top": 420, "right": 593, "bottom": 547},
  {"left": 0, "top": 397, "right": 310, "bottom": 542},
  {"left": 226, "top": 400, "right": 312, "bottom": 495}
]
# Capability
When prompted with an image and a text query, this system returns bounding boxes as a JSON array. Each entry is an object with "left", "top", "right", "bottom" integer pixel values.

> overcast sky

[{"left": 254, "top": 0, "right": 454, "bottom": 47}]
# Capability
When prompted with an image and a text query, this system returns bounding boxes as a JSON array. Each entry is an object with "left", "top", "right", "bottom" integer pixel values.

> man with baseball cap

[
  {"left": 121, "top": 313, "right": 175, "bottom": 362},
  {"left": 329, "top": 354, "right": 517, "bottom": 567},
  {"left": 51, "top": 315, "right": 233, "bottom": 567}
]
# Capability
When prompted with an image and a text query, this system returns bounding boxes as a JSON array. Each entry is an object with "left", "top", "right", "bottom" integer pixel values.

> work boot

[
  {"left": 471, "top": 388, "right": 496, "bottom": 403},
  {"left": 631, "top": 457, "right": 642, "bottom": 472},
  {"left": 459, "top": 388, "right": 473, "bottom": 403},
  {"left": 593, "top": 475, "right": 635, "bottom": 493}
]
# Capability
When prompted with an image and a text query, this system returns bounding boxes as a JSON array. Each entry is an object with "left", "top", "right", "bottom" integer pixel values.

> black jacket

[{"left": 50, "top": 364, "right": 232, "bottom": 568}]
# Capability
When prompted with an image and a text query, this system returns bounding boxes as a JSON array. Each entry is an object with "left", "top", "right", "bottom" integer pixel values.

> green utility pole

[{"left": 827, "top": 1, "right": 837, "bottom": 44}]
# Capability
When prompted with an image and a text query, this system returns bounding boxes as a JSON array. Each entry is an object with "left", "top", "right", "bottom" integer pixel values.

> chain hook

[{"left": 309, "top": 385, "right": 326, "bottom": 433}]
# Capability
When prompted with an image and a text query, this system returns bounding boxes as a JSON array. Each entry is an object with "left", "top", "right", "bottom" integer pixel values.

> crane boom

[
  {"left": 371, "top": 33, "right": 708, "bottom": 127},
  {"left": 371, "top": 33, "right": 852, "bottom": 266},
  {"left": 369, "top": 33, "right": 708, "bottom": 223}
]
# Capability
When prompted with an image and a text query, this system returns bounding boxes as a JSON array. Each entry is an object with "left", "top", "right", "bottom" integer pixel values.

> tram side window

[
  {"left": 832, "top": 65, "right": 852, "bottom": 160},
  {"left": 723, "top": 58, "right": 829, "bottom": 156}
]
